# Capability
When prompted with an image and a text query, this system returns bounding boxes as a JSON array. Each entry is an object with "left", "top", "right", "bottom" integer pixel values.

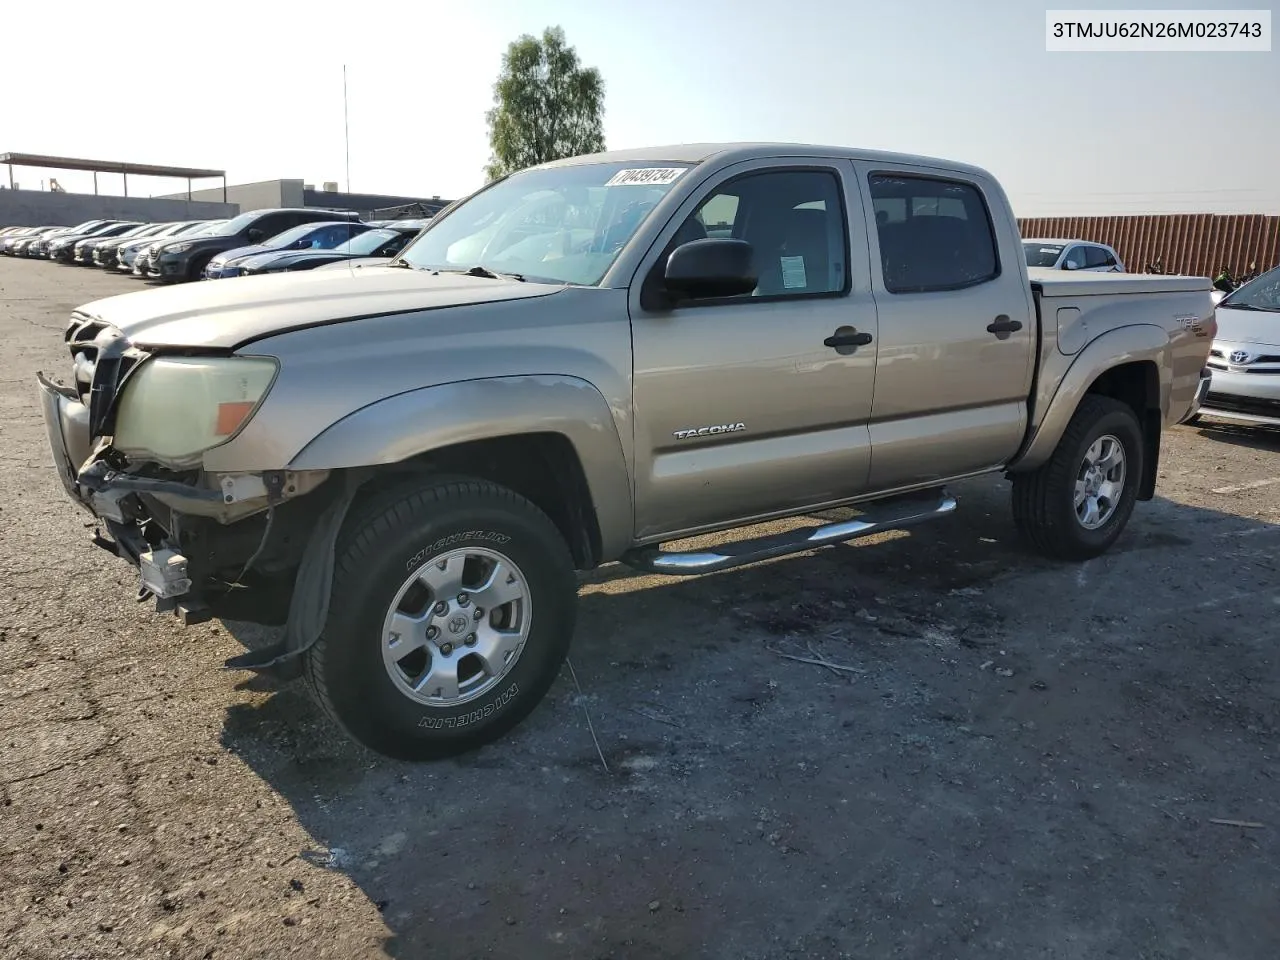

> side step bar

[{"left": 621, "top": 488, "right": 957, "bottom": 576}]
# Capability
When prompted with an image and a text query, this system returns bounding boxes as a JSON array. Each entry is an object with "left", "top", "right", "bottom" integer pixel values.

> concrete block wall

[{"left": 0, "top": 189, "right": 238, "bottom": 227}]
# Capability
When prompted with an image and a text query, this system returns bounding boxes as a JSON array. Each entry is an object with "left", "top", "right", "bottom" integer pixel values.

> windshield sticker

[
  {"left": 780, "top": 256, "right": 807, "bottom": 289},
  {"left": 605, "top": 167, "right": 686, "bottom": 187},
  {"left": 1040, "top": 247, "right": 1061, "bottom": 253}
]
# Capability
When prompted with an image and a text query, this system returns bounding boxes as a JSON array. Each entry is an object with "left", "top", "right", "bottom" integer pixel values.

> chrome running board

[{"left": 621, "top": 488, "right": 958, "bottom": 576}]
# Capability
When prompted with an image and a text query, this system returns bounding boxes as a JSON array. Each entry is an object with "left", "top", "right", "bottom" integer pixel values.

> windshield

[
  {"left": 1220, "top": 264, "right": 1280, "bottom": 312},
  {"left": 190, "top": 220, "right": 228, "bottom": 237},
  {"left": 1024, "top": 242, "right": 1064, "bottom": 267},
  {"left": 213, "top": 211, "right": 272, "bottom": 237},
  {"left": 397, "top": 161, "right": 694, "bottom": 284},
  {"left": 335, "top": 228, "right": 402, "bottom": 255},
  {"left": 261, "top": 223, "right": 322, "bottom": 247}
]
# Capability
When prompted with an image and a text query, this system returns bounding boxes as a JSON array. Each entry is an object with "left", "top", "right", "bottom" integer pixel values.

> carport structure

[{"left": 1, "top": 152, "right": 227, "bottom": 201}]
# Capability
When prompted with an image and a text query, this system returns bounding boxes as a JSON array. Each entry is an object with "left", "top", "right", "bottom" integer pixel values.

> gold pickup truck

[{"left": 37, "top": 142, "right": 1215, "bottom": 760}]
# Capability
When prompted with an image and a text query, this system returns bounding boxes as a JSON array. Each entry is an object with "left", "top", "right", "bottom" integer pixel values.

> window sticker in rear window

[{"left": 605, "top": 167, "right": 686, "bottom": 187}]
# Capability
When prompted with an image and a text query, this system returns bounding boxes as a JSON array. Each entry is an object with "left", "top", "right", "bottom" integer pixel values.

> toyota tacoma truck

[{"left": 36, "top": 142, "right": 1216, "bottom": 760}]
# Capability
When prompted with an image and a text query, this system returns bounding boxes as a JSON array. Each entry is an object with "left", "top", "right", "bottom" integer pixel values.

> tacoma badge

[{"left": 673, "top": 422, "right": 746, "bottom": 440}]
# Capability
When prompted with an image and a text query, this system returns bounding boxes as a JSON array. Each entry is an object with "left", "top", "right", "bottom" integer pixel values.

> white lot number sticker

[
  {"left": 605, "top": 167, "right": 685, "bottom": 187},
  {"left": 780, "top": 255, "right": 807, "bottom": 289}
]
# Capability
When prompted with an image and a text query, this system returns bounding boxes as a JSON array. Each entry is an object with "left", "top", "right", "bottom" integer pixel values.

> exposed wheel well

[
  {"left": 1085, "top": 360, "right": 1161, "bottom": 500},
  {"left": 350, "top": 433, "right": 603, "bottom": 569}
]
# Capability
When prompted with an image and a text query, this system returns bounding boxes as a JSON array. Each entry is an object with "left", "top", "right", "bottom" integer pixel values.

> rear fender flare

[
  {"left": 287, "top": 375, "right": 634, "bottom": 559},
  {"left": 1010, "top": 324, "right": 1169, "bottom": 472}
]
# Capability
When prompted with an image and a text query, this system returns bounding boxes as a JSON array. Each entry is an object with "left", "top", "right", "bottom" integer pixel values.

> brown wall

[{"left": 1016, "top": 214, "right": 1280, "bottom": 279}]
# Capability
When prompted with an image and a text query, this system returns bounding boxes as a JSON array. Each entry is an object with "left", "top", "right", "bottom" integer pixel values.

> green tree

[{"left": 484, "top": 26, "right": 605, "bottom": 181}]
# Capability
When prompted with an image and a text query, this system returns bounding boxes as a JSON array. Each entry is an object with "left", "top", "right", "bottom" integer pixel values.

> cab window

[{"left": 673, "top": 168, "right": 848, "bottom": 299}]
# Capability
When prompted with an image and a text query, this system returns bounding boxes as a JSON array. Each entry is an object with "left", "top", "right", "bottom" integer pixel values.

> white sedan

[{"left": 1199, "top": 263, "right": 1280, "bottom": 426}]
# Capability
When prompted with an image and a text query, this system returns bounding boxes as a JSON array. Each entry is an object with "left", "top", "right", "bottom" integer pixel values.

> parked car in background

[
  {"left": 7, "top": 228, "right": 58, "bottom": 257},
  {"left": 120, "top": 220, "right": 221, "bottom": 274},
  {"left": 75, "top": 222, "right": 161, "bottom": 266},
  {"left": 0, "top": 226, "right": 51, "bottom": 254},
  {"left": 50, "top": 221, "right": 137, "bottom": 262},
  {"left": 148, "top": 208, "right": 361, "bottom": 283},
  {"left": 1023, "top": 238, "right": 1125, "bottom": 272},
  {"left": 204, "top": 220, "right": 373, "bottom": 278},
  {"left": 237, "top": 220, "right": 427, "bottom": 275},
  {"left": 1199, "top": 262, "right": 1280, "bottom": 426},
  {"left": 90, "top": 222, "right": 175, "bottom": 269},
  {"left": 28, "top": 221, "right": 111, "bottom": 258}
]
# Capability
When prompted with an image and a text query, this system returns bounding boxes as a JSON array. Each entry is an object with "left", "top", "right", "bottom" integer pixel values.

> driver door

[{"left": 627, "top": 159, "right": 879, "bottom": 541}]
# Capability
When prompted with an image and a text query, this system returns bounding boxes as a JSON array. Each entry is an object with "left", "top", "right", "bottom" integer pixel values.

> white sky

[{"left": 3, "top": 0, "right": 1277, "bottom": 216}]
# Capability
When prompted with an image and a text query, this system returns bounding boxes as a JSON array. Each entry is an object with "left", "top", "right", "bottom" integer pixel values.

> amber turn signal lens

[{"left": 215, "top": 401, "right": 257, "bottom": 437}]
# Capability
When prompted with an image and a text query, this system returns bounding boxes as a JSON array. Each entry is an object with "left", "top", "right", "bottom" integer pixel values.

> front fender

[
  {"left": 287, "top": 375, "right": 634, "bottom": 559},
  {"left": 1010, "top": 324, "right": 1169, "bottom": 471}
]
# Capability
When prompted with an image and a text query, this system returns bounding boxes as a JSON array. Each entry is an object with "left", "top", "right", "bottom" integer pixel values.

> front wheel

[
  {"left": 1011, "top": 395, "right": 1144, "bottom": 561},
  {"left": 304, "top": 478, "right": 578, "bottom": 760},
  {"left": 187, "top": 252, "right": 215, "bottom": 281}
]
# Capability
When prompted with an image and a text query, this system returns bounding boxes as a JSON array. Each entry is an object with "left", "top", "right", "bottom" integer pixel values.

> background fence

[{"left": 1016, "top": 214, "right": 1280, "bottom": 279}]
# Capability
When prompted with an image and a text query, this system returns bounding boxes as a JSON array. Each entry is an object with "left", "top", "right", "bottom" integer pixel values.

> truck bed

[{"left": 1027, "top": 267, "right": 1211, "bottom": 297}]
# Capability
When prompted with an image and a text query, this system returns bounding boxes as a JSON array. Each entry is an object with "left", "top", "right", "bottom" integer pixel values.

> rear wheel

[
  {"left": 304, "top": 478, "right": 577, "bottom": 760},
  {"left": 1011, "top": 395, "right": 1144, "bottom": 561}
]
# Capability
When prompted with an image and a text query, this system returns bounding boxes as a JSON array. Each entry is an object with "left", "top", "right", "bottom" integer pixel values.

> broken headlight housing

[{"left": 113, "top": 356, "right": 278, "bottom": 467}]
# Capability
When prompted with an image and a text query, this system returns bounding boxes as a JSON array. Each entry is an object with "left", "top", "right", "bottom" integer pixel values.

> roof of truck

[{"left": 535, "top": 142, "right": 993, "bottom": 179}]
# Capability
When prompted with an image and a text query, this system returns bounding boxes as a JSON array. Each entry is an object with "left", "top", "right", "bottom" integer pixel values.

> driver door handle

[
  {"left": 824, "top": 328, "right": 874, "bottom": 349},
  {"left": 986, "top": 315, "right": 1023, "bottom": 335}
]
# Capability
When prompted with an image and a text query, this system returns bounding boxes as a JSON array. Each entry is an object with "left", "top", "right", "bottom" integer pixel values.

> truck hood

[
  {"left": 75, "top": 266, "right": 565, "bottom": 349},
  {"left": 1214, "top": 305, "right": 1280, "bottom": 347}
]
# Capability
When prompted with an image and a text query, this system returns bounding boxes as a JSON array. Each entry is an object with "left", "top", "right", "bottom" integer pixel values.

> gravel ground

[{"left": 2, "top": 258, "right": 1278, "bottom": 960}]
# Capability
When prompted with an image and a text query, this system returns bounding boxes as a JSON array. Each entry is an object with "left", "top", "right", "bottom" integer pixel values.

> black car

[
  {"left": 236, "top": 220, "right": 428, "bottom": 275},
  {"left": 50, "top": 221, "right": 138, "bottom": 262},
  {"left": 148, "top": 207, "right": 362, "bottom": 283}
]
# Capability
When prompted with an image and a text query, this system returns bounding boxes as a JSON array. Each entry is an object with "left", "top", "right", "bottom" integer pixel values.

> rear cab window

[{"left": 867, "top": 173, "right": 1000, "bottom": 293}]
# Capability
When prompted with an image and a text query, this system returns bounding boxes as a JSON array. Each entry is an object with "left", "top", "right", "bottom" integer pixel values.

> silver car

[{"left": 1200, "top": 264, "right": 1280, "bottom": 426}]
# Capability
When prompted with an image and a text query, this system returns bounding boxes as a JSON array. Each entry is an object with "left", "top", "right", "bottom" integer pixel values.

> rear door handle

[
  {"left": 824, "top": 328, "right": 874, "bottom": 349},
  {"left": 986, "top": 315, "right": 1023, "bottom": 335}
]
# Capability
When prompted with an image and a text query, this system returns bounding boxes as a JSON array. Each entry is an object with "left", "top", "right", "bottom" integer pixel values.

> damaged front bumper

[
  {"left": 38, "top": 371, "right": 223, "bottom": 618},
  {"left": 36, "top": 367, "right": 354, "bottom": 677}
]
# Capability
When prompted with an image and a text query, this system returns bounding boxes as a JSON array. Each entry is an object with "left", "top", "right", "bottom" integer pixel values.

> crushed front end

[{"left": 36, "top": 313, "right": 334, "bottom": 633}]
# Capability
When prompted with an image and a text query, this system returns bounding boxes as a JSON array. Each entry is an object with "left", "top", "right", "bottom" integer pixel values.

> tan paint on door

[
  {"left": 854, "top": 161, "right": 1037, "bottom": 490},
  {"left": 628, "top": 159, "right": 879, "bottom": 540}
]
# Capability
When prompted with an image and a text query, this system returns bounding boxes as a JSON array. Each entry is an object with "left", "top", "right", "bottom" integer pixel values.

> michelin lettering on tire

[
  {"left": 405, "top": 530, "right": 512, "bottom": 572},
  {"left": 417, "top": 683, "right": 521, "bottom": 729}
]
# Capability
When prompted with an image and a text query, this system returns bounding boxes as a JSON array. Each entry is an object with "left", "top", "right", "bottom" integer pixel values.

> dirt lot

[{"left": 1, "top": 257, "right": 1278, "bottom": 960}]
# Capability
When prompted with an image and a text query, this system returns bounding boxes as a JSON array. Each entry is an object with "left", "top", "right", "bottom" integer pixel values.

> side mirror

[
  {"left": 247, "top": 229, "right": 265, "bottom": 243},
  {"left": 664, "top": 238, "right": 757, "bottom": 301},
  {"left": 1062, "top": 260, "right": 1078, "bottom": 271}
]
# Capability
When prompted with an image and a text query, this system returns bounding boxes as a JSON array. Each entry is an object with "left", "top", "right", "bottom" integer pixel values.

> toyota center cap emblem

[{"left": 448, "top": 615, "right": 469, "bottom": 635}]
